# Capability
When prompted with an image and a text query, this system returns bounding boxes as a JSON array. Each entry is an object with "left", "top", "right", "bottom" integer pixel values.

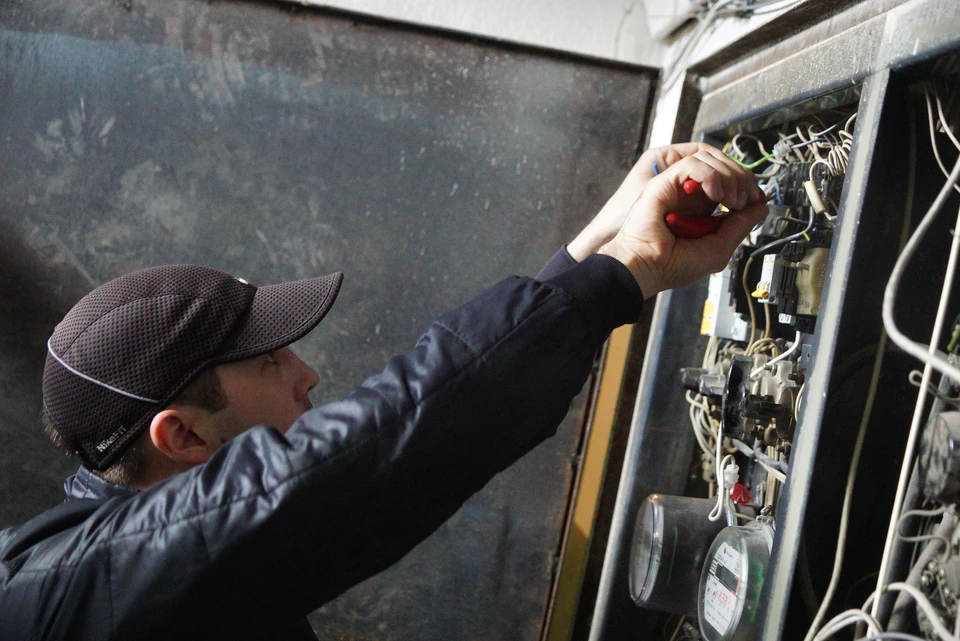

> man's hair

[{"left": 43, "top": 367, "right": 229, "bottom": 487}]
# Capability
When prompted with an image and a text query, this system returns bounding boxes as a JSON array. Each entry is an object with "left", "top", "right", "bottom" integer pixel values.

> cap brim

[{"left": 214, "top": 272, "right": 344, "bottom": 364}]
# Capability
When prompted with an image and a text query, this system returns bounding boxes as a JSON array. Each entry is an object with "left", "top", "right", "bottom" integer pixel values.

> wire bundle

[
  {"left": 804, "top": 86, "right": 960, "bottom": 641},
  {"left": 661, "top": 0, "right": 805, "bottom": 92}
]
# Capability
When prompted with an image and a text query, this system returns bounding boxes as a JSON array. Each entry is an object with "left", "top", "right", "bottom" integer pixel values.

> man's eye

[{"left": 265, "top": 352, "right": 278, "bottom": 364}]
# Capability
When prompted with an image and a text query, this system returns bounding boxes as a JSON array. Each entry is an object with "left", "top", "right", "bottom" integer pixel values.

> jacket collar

[{"left": 63, "top": 466, "right": 139, "bottom": 502}]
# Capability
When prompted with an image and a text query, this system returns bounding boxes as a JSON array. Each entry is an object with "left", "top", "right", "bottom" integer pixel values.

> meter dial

[
  {"left": 920, "top": 411, "right": 960, "bottom": 504},
  {"left": 698, "top": 519, "right": 774, "bottom": 641},
  {"left": 629, "top": 494, "right": 732, "bottom": 617}
]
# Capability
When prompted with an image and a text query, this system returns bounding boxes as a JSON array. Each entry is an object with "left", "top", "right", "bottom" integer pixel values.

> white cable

[
  {"left": 884, "top": 582, "right": 960, "bottom": 641},
  {"left": 881, "top": 159, "right": 960, "bottom": 383},
  {"left": 709, "top": 452, "right": 736, "bottom": 522},
  {"left": 802, "top": 327, "right": 888, "bottom": 641},
  {"left": 874, "top": 198, "right": 960, "bottom": 616},
  {"left": 687, "top": 392, "right": 715, "bottom": 457},
  {"left": 752, "top": 331, "right": 801, "bottom": 378},
  {"left": 937, "top": 95, "right": 960, "bottom": 152},
  {"left": 802, "top": 109, "right": 906, "bottom": 637},
  {"left": 873, "top": 106, "right": 960, "bottom": 619},
  {"left": 812, "top": 609, "right": 881, "bottom": 641},
  {"left": 661, "top": 0, "right": 738, "bottom": 92},
  {"left": 755, "top": 456, "right": 787, "bottom": 483},
  {"left": 926, "top": 93, "right": 960, "bottom": 195}
]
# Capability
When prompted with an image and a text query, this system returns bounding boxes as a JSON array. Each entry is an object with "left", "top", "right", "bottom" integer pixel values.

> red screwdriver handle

[
  {"left": 664, "top": 179, "right": 723, "bottom": 238},
  {"left": 664, "top": 212, "right": 723, "bottom": 238},
  {"left": 682, "top": 179, "right": 702, "bottom": 196}
]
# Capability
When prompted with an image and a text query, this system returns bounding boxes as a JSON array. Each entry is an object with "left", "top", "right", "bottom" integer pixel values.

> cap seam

[
  {"left": 56, "top": 290, "right": 251, "bottom": 355},
  {"left": 47, "top": 340, "right": 162, "bottom": 404}
]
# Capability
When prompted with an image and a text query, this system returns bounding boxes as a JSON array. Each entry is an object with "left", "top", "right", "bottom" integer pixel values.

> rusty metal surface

[{"left": 0, "top": 2, "right": 656, "bottom": 639}]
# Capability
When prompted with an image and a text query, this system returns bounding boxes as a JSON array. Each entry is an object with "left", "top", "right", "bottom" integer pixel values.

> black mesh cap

[{"left": 42, "top": 264, "right": 343, "bottom": 471}]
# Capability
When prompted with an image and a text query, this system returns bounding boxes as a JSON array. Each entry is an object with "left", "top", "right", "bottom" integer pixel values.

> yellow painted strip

[{"left": 544, "top": 323, "right": 634, "bottom": 641}]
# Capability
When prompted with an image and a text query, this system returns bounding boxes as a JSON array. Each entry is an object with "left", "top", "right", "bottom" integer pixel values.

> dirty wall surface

[{"left": 0, "top": 2, "right": 654, "bottom": 638}]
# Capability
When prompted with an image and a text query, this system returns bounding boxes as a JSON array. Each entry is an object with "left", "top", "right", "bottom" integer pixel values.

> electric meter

[
  {"left": 698, "top": 519, "right": 774, "bottom": 641},
  {"left": 920, "top": 411, "right": 960, "bottom": 504},
  {"left": 628, "top": 494, "right": 732, "bottom": 617}
]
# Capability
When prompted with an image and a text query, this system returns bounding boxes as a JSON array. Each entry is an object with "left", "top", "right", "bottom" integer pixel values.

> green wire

[
  {"left": 948, "top": 322, "right": 960, "bottom": 353},
  {"left": 728, "top": 152, "right": 775, "bottom": 169}
]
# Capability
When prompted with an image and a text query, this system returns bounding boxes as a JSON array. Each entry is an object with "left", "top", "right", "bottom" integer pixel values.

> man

[{"left": 0, "top": 144, "right": 766, "bottom": 640}]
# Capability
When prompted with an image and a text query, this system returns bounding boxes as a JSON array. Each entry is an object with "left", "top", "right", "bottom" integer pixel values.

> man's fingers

[
  {"left": 693, "top": 151, "right": 744, "bottom": 207},
  {"left": 656, "top": 151, "right": 762, "bottom": 213},
  {"left": 655, "top": 142, "right": 720, "bottom": 169},
  {"left": 712, "top": 201, "right": 769, "bottom": 252},
  {"left": 678, "top": 200, "right": 767, "bottom": 273}
]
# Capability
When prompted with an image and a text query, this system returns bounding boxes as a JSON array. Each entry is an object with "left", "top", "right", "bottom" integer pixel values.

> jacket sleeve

[
  {"left": 535, "top": 245, "right": 579, "bottom": 281},
  {"left": 4, "top": 255, "right": 642, "bottom": 641}
]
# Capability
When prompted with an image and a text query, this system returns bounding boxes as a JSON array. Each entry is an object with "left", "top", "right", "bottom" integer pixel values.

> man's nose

[{"left": 288, "top": 349, "right": 320, "bottom": 397}]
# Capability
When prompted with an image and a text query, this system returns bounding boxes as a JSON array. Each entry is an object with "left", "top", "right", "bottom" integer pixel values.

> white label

[{"left": 703, "top": 542, "right": 741, "bottom": 635}]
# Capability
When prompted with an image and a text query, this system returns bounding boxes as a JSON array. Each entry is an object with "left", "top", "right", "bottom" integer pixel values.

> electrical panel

[
  {"left": 587, "top": 3, "right": 960, "bottom": 641},
  {"left": 645, "top": 106, "right": 858, "bottom": 640}
]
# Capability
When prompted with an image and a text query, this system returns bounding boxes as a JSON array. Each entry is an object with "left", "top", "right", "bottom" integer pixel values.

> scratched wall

[{"left": 0, "top": 1, "right": 655, "bottom": 638}]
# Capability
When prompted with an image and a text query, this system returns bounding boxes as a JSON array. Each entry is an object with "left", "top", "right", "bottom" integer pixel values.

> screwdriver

[{"left": 664, "top": 179, "right": 724, "bottom": 238}]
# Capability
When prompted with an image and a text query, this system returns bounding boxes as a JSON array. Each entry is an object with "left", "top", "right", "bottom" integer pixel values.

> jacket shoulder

[{"left": 0, "top": 499, "right": 106, "bottom": 567}]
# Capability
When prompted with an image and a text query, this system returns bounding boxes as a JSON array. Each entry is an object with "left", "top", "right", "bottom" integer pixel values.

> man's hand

[
  {"left": 598, "top": 146, "right": 768, "bottom": 299},
  {"left": 567, "top": 143, "right": 723, "bottom": 261}
]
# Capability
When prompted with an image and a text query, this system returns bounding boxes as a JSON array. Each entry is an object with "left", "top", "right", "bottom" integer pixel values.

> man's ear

[{"left": 149, "top": 407, "right": 214, "bottom": 465}]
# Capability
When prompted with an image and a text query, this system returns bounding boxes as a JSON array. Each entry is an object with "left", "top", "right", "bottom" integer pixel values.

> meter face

[{"left": 702, "top": 541, "right": 743, "bottom": 637}]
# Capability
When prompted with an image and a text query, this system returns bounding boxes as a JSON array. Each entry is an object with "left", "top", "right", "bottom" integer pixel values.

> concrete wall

[
  {"left": 303, "top": 0, "right": 663, "bottom": 65},
  {"left": 303, "top": 0, "right": 797, "bottom": 149}
]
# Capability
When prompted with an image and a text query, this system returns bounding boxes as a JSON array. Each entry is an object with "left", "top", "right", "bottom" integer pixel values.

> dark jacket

[{"left": 0, "top": 253, "right": 642, "bottom": 640}]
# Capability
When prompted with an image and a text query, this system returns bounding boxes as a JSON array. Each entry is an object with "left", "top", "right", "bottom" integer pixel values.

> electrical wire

[
  {"left": 873, "top": 93, "right": 960, "bottom": 620},
  {"left": 660, "top": 0, "right": 803, "bottom": 92},
  {"left": 732, "top": 152, "right": 776, "bottom": 169},
  {"left": 804, "top": 103, "right": 915, "bottom": 641},
  {"left": 746, "top": 337, "right": 781, "bottom": 356},
  {"left": 896, "top": 506, "right": 953, "bottom": 561},
  {"left": 947, "top": 317, "right": 960, "bottom": 352},
  {"left": 742, "top": 205, "right": 815, "bottom": 347},
  {"left": 795, "top": 381, "right": 806, "bottom": 420},
  {"left": 687, "top": 391, "right": 717, "bottom": 458},
  {"left": 812, "top": 608, "right": 881, "bottom": 641},
  {"left": 937, "top": 95, "right": 960, "bottom": 152},
  {"left": 802, "top": 326, "right": 889, "bottom": 641},
  {"left": 752, "top": 331, "right": 801, "bottom": 378},
  {"left": 755, "top": 455, "right": 787, "bottom": 483},
  {"left": 661, "top": 0, "right": 739, "bottom": 92},
  {"left": 926, "top": 93, "right": 960, "bottom": 195},
  {"left": 709, "top": 448, "right": 737, "bottom": 522},
  {"left": 876, "top": 198, "right": 960, "bottom": 613},
  {"left": 882, "top": 583, "right": 960, "bottom": 641},
  {"left": 667, "top": 615, "right": 686, "bottom": 641},
  {"left": 907, "top": 369, "right": 960, "bottom": 404}
]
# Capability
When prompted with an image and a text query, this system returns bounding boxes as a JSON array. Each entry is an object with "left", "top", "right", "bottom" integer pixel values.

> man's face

[{"left": 207, "top": 346, "right": 319, "bottom": 442}]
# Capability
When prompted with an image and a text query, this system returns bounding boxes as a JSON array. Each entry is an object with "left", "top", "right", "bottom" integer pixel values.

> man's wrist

[
  {"left": 597, "top": 242, "right": 659, "bottom": 300},
  {"left": 567, "top": 231, "right": 605, "bottom": 262}
]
